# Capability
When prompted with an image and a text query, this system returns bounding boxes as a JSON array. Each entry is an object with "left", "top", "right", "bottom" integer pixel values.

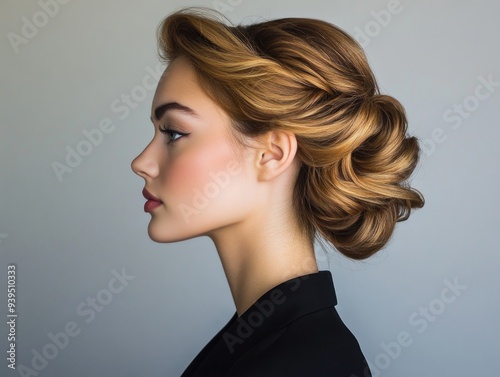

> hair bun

[{"left": 300, "top": 92, "right": 425, "bottom": 259}]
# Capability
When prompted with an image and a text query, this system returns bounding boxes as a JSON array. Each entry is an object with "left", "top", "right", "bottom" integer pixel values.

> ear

[{"left": 252, "top": 130, "right": 299, "bottom": 182}]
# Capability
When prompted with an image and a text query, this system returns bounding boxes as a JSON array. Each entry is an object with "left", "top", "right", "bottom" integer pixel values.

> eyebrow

[{"left": 150, "top": 102, "right": 199, "bottom": 123}]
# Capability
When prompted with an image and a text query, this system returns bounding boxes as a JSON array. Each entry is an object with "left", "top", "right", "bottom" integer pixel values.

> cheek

[{"left": 165, "top": 139, "right": 242, "bottom": 206}]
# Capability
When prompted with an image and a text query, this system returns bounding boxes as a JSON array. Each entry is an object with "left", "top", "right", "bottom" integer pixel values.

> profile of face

[{"left": 131, "top": 56, "right": 258, "bottom": 243}]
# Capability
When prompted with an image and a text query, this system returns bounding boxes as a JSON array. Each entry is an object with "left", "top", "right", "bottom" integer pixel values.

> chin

[{"left": 146, "top": 221, "right": 198, "bottom": 243}]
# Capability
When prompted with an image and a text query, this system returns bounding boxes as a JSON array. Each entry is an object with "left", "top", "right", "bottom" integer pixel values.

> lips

[
  {"left": 142, "top": 188, "right": 162, "bottom": 202},
  {"left": 142, "top": 188, "right": 163, "bottom": 213}
]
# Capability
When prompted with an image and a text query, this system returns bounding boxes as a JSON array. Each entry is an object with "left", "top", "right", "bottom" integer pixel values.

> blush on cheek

[
  {"left": 168, "top": 163, "right": 206, "bottom": 206},
  {"left": 168, "top": 144, "right": 238, "bottom": 209}
]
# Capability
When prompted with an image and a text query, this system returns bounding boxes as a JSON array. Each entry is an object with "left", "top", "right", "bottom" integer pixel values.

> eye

[{"left": 158, "top": 126, "right": 189, "bottom": 144}]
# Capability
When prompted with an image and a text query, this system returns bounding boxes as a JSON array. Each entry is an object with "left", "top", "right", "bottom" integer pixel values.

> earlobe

[{"left": 255, "top": 130, "right": 298, "bottom": 181}]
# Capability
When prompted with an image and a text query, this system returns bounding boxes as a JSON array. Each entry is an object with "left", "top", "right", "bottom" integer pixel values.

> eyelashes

[{"left": 158, "top": 126, "right": 189, "bottom": 144}]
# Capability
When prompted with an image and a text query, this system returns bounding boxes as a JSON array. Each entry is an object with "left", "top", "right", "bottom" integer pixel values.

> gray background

[{"left": 1, "top": 0, "right": 499, "bottom": 376}]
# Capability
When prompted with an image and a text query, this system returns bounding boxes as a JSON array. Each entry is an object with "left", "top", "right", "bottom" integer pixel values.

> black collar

[{"left": 182, "top": 270, "right": 337, "bottom": 376}]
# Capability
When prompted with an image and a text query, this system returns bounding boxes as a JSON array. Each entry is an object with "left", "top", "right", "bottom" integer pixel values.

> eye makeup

[{"left": 158, "top": 126, "right": 190, "bottom": 144}]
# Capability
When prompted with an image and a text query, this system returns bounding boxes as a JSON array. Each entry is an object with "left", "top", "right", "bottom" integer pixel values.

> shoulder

[{"left": 226, "top": 307, "right": 371, "bottom": 377}]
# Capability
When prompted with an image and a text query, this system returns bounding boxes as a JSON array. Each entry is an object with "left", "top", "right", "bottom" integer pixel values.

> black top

[{"left": 180, "top": 270, "right": 372, "bottom": 376}]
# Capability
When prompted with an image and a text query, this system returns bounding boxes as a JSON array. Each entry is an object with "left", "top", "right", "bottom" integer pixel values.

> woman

[{"left": 131, "top": 7, "right": 424, "bottom": 376}]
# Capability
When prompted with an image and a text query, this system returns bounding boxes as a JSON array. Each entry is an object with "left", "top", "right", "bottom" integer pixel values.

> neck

[{"left": 208, "top": 209, "right": 318, "bottom": 317}]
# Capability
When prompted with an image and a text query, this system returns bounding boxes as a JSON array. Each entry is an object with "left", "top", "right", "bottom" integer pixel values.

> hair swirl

[{"left": 157, "top": 8, "right": 425, "bottom": 259}]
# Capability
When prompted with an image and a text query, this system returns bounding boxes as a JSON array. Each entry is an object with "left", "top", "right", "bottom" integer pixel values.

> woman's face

[{"left": 131, "top": 56, "right": 256, "bottom": 242}]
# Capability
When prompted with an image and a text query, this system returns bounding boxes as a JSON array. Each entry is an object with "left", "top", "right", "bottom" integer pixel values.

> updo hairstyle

[{"left": 156, "top": 8, "right": 425, "bottom": 259}]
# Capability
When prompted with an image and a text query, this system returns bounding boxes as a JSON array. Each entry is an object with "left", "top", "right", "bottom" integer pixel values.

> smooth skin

[{"left": 131, "top": 56, "right": 318, "bottom": 316}]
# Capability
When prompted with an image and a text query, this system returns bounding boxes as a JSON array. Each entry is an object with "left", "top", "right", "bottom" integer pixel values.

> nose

[{"left": 131, "top": 141, "right": 159, "bottom": 180}]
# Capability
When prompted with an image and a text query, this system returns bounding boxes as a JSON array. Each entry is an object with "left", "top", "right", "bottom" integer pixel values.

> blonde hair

[{"left": 156, "top": 8, "right": 425, "bottom": 260}]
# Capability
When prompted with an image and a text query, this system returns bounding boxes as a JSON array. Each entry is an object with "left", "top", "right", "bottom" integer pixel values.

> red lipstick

[{"left": 142, "top": 188, "right": 163, "bottom": 213}]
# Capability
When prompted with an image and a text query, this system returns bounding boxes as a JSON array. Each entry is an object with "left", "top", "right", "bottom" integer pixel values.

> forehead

[
  {"left": 152, "top": 56, "right": 198, "bottom": 105},
  {"left": 150, "top": 56, "right": 231, "bottom": 124}
]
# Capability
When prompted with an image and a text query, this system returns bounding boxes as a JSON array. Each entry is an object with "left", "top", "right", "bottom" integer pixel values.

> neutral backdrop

[{"left": 1, "top": 1, "right": 499, "bottom": 376}]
